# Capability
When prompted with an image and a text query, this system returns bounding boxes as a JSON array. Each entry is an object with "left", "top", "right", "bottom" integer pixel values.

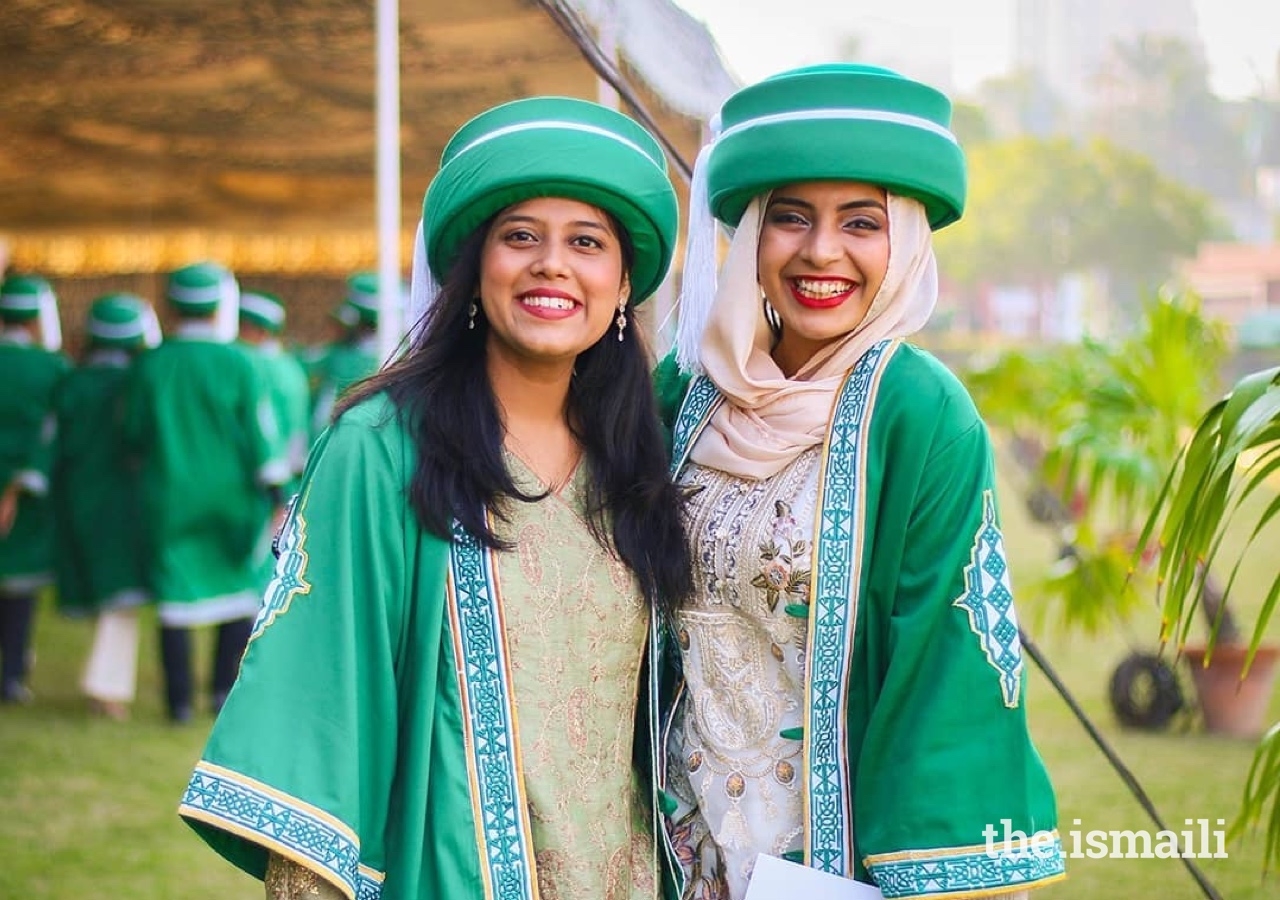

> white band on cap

[
  {"left": 87, "top": 318, "right": 146, "bottom": 340},
  {"left": 0, "top": 290, "right": 48, "bottom": 312},
  {"left": 239, "top": 293, "right": 286, "bottom": 326},
  {"left": 169, "top": 282, "right": 225, "bottom": 305},
  {"left": 451, "top": 120, "right": 664, "bottom": 171},
  {"left": 348, "top": 289, "right": 378, "bottom": 312},
  {"left": 718, "top": 107, "right": 959, "bottom": 146}
]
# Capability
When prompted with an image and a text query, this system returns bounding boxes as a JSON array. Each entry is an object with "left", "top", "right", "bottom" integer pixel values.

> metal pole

[{"left": 375, "top": 0, "right": 403, "bottom": 364}]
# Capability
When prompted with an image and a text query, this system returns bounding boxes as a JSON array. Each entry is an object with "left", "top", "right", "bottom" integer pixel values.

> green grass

[
  {"left": 0, "top": 605, "right": 256, "bottom": 899},
  {"left": 1, "top": 473, "right": 1278, "bottom": 899}
]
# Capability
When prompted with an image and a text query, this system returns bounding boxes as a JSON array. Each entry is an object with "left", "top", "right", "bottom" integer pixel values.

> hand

[
  {"left": 271, "top": 505, "right": 288, "bottom": 539},
  {"left": 0, "top": 481, "right": 21, "bottom": 538}
]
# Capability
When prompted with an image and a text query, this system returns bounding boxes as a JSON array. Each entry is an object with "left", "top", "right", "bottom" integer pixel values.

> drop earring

[
  {"left": 615, "top": 297, "right": 627, "bottom": 342},
  {"left": 468, "top": 301, "right": 478, "bottom": 330}
]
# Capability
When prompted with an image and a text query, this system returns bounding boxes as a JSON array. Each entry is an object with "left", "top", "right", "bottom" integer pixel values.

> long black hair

[{"left": 337, "top": 212, "right": 693, "bottom": 614}]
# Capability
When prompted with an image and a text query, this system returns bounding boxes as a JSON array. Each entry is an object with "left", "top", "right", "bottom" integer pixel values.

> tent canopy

[{"left": 0, "top": 0, "right": 737, "bottom": 272}]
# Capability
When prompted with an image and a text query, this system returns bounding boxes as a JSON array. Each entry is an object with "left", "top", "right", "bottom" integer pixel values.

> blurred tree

[
  {"left": 963, "top": 291, "right": 1233, "bottom": 636},
  {"left": 951, "top": 101, "right": 993, "bottom": 147},
  {"left": 936, "top": 135, "right": 1216, "bottom": 304},
  {"left": 970, "top": 68, "right": 1065, "bottom": 137}
]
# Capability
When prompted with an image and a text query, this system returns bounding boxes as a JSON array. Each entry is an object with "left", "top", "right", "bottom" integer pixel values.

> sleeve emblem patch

[{"left": 953, "top": 490, "right": 1024, "bottom": 708}]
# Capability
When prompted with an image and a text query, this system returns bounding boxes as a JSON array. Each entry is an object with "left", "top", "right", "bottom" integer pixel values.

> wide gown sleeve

[
  {"left": 856, "top": 415, "right": 1065, "bottom": 898},
  {"left": 179, "top": 400, "right": 411, "bottom": 900}
]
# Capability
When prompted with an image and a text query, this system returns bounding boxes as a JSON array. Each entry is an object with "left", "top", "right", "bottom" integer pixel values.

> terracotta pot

[{"left": 1182, "top": 644, "right": 1280, "bottom": 738}]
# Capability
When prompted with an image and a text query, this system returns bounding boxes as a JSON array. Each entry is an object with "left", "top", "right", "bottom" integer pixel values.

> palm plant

[
  {"left": 966, "top": 289, "right": 1231, "bottom": 636},
  {"left": 1140, "top": 364, "right": 1280, "bottom": 868}
]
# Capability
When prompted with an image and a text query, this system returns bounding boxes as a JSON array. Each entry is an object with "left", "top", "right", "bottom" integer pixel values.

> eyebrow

[
  {"left": 768, "top": 195, "right": 888, "bottom": 214},
  {"left": 496, "top": 213, "right": 613, "bottom": 233}
]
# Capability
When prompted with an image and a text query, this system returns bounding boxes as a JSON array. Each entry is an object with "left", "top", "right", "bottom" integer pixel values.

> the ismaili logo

[{"left": 983, "top": 818, "right": 1229, "bottom": 860}]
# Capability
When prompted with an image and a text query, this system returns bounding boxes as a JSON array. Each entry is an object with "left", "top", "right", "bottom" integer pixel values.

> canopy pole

[{"left": 375, "top": 0, "right": 403, "bottom": 363}]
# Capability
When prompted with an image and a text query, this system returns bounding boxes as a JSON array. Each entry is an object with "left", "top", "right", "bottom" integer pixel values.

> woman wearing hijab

[
  {"left": 179, "top": 96, "right": 694, "bottom": 900},
  {"left": 653, "top": 64, "right": 1065, "bottom": 899}
]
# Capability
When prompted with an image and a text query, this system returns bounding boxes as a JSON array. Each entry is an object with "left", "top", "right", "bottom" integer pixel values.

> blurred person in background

[
  {"left": 0, "top": 273, "right": 69, "bottom": 705},
  {"left": 307, "top": 272, "right": 387, "bottom": 435},
  {"left": 238, "top": 289, "right": 312, "bottom": 496},
  {"left": 52, "top": 293, "right": 160, "bottom": 720},
  {"left": 125, "top": 261, "right": 288, "bottom": 723}
]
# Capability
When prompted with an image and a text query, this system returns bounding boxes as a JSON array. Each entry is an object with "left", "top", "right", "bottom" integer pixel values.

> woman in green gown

[
  {"left": 651, "top": 64, "right": 1065, "bottom": 899},
  {"left": 180, "top": 96, "right": 694, "bottom": 900}
]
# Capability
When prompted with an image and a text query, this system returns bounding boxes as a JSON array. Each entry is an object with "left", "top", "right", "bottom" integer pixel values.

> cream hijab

[{"left": 688, "top": 191, "right": 939, "bottom": 480}]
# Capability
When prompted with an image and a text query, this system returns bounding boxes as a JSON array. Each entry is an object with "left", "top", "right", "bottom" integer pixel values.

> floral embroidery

[
  {"left": 668, "top": 812, "right": 730, "bottom": 900},
  {"left": 669, "top": 452, "right": 819, "bottom": 899},
  {"left": 495, "top": 455, "right": 653, "bottom": 900},
  {"left": 750, "top": 501, "right": 812, "bottom": 612}
]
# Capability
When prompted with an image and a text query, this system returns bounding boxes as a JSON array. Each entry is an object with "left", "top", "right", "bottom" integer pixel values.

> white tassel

[
  {"left": 673, "top": 139, "right": 718, "bottom": 374},
  {"left": 214, "top": 268, "right": 240, "bottom": 343},
  {"left": 140, "top": 301, "right": 163, "bottom": 348},
  {"left": 37, "top": 285, "right": 62, "bottom": 351},
  {"left": 406, "top": 219, "right": 441, "bottom": 347}
]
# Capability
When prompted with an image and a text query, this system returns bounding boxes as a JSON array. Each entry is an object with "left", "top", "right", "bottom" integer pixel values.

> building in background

[
  {"left": 1015, "top": 0, "right": 1201, "bottom": 108},
  {"left": 1177, "top": 242, "right": 1280, "bottom": 345}
]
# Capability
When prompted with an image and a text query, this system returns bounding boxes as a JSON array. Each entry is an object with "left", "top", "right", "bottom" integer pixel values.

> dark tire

[{"left": 1108, "top": 652, "right": 1185, "bottom": 731}]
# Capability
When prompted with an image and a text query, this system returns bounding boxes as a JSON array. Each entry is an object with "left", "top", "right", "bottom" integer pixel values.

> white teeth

[
  {"left": 521, "top": 295, "right": 575, "bottom": 310},
  {"left": 794, "top": 278, "right": 854, "bottom": 299}
]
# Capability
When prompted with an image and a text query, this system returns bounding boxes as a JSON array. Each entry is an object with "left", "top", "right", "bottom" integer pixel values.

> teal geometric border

[
  {"left": 668, "top": 374, "right": 722, "bottom": 470},
  {"left": 658, "top": 372, "right": 723, "bottom": 899},
  {"left": 180, "top": 762, "right": 382, "bottom": 899},
  {"left": 867, "top": 834, "right": 1067, "bottom": 898},
  {"left": 448, "top": 523, "right": 536, "bottom": 900},
  {"left": 806, "top": 339, "right": 893, "bottom": 876}
]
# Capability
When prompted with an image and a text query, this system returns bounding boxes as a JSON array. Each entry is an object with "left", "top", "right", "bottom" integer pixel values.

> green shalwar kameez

[
  {"left": 652, "top": 342, "right": 1065, "bottom": 899},
  {"left": 0, "top": 331, "right": 70, "bottom": 593},
  {"left": 180, "top": 395, "right": 661, "bottom": 900},
  {"left": 125, "top": 324, "right": 288, "bottom": 624},
  {"left": 52, "top": 348, "right": 148, "bottom": 614}
]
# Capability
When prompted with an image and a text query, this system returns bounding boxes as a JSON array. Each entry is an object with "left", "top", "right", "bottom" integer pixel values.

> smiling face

[
  {"left": 477, "top": 196, "right": 630, "bottom": 369},
  {"left": 757, "top": 180, "right": 891, "bottom": 375}
]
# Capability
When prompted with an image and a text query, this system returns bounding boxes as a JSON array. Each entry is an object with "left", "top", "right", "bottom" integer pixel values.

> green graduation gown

[
  {"left": 51, "top": 348, "right": 148, "bottom": 614},
  {"left": 243, "top": 340, "right": 313, "bottom": 490},
  {"left": 309, "top": 336, "right": 380, "bottom": 437},
  {"left": 179, "top": 395, "right": 663, "bottom": 900},
  {"left": 651, "top": 341, "right": 1065, "bottom": 899},
  {"left": 0, "top": 331, "right": 70, "bottom": 593},
  {"left": 125, "top": 324, "right": 288, "bottom": 624}
]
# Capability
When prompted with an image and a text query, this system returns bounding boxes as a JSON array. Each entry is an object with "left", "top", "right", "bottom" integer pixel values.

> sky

[{"left": 672, "top": 0, "right": 1280, "bottom": 100}]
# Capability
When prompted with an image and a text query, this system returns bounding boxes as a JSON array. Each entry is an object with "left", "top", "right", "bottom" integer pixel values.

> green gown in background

[
  {"left": 309, "top": 336, "right": 380, "bottom": 437},
  {"left": 243, "top": 340, "right": 313, "bottom": 492},
  {"left": 180, "top": 395, "right": 661, "bottom": 900},
  {"left": 124, "top": 324, "right": 287, "bottom": 624},
  {"left": 652, "top": 341, "right": 1065, "bottom": 899},
  {"left": 51, "top": 348, "right": 148, "bottom": 614},
  {"left": 0, "top": 331, "right": 70, "bottom": 592}
]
